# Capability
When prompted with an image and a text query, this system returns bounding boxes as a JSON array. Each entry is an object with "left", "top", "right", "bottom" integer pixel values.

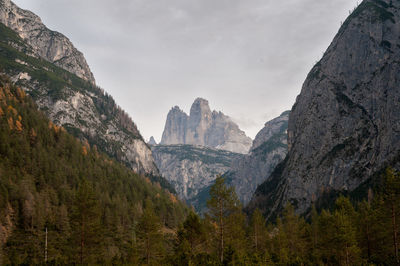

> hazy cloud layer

[{"left": 14, "top": 0, "right": 360, "bottom": 141}]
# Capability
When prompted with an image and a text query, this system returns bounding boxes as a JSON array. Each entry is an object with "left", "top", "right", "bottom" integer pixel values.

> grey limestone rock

[
  {"left": 161, "top": 98, "right": 252, "bottom": 154},
  {"left": 0, "top": 0, "right": 95, "bottom": 84},
  {"left": 0, "top": 1, "right": 159, "bottom": 176},
  {"left": 148, "top": 136, "right": 157, "bottom": 145},
  {"left": 225, "top": 111, "right": 289, "bottom": 204},
  {"left": 248, "top": 0, "right": 400, "bottom": 219},
  {"left": 151, "top": 144, "right": 243, "bottom": 203}
]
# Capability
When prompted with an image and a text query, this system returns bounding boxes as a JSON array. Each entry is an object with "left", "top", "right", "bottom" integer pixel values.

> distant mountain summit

[
  {"left": 148, "top": 136, "right": 157, "bottom": 145},
  {"left": 161, "top": 98, "right": 252, "bottom": 154}
]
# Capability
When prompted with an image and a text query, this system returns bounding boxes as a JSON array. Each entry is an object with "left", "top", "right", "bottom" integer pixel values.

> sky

[{"left": 13, "top": 0, "right": 360, "bottom": 142}]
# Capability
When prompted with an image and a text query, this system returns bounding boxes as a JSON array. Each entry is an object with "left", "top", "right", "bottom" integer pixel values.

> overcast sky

[{"left": 14, "top": 0, "right": 359, "bottom": 141}]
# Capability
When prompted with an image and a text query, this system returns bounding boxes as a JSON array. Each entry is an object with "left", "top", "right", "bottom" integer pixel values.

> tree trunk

[
  {"left": 146, "top": 233, "right": 150, "bottom": 265},
  {"left": 391, "top": 199, "right": 399, "bottom": 265},
  {"left": 80, "top": 221, "right": 84, "bottom": 265},
  {"left": 254, "top": 223, "right": 258, "bottom": 252},
  {"left": 219, "top": 198, "right": 224, "bottom": 264},
  {"left": 366, "top": 221, "right": 371, "bottom": 261}
]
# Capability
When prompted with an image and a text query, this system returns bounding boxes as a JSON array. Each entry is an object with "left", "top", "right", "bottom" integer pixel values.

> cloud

[{"left": 13, "top": 0, "right": 360, "bottom": 140}]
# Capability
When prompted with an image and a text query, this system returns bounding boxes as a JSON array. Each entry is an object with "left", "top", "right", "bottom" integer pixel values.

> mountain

[
  {"left": 148, "top": 136, "right": 157, "bottom": 145},
  {"left": 152, "top": 112, "right": 288, "bottom": 213},
  {"left": 161, "top": 98, "right": 252, "bottom": 154},
  {"left": 0, "top": 0, "right": 94, "bottom": 84},
  {"left": 151, "top": 144, "right": 243, "bottom": 202},
  {"left": 247, "top": 0, "right": 400, "bottom": 219},
  {"left": 224, "top": 111, "right": 289, "bottom": 204},
  {"left": 0, "top": 76, "right": 188, "bottom": 264},
  {"left": 0, "top": 1, "right": 159, "bottom": 175}
]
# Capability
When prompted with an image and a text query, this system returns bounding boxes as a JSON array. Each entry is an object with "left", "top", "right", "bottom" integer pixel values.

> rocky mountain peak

[
  {"left": 161, "top": 98, "right": 252, "bottom": 154},
  {"left": 190, "top": 98, "right": 212, "bottom": 117},
  {"left": 0, "top": 1, "right": 96, "bottom": 84},
  {"left": 251, "top": 111, "right": 289, "bottom": 152},
  {"left": 225, "top": 111, "right": 289, "bottom": 204},
  {"left": 161, "top": 106, "right": 188, "bottom": 145},
  {"left": 0, "top": 1, "right": 160, "bottom": 176},
  {"left": 148, "top": 136, "right": 157, "bottom": 145},
  {"left": 248, "top": 0, "right": 400, "bottom": 219}
]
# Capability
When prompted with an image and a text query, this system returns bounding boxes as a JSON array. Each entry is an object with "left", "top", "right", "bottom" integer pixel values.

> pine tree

[
  {"left": 249, "top": 208, "right": 269, "bottom": 262},
  {"left": 380, "top": 167, "right": 400, "bottom": 264},
  {"left": 174, "top": 212, "right": 206, "bottom": 265},
  {"left": 206, "top": 175, "right": 240, "bottom": 263},
  {"left": 136, "top": 199, "right": 164, "bottom": 265},
  {"left": 310, "top": 204, "right": 319, "bottom": 262},
  {"left": 332, "top": 196, "right": 361, "bottom": 265},
  {"left": 277, "top": 203, "right": 309, "bottom": 264},
  {"left": 70, "top": 180, "right": 102, "bottom": 264},
  {"left": 357, "top": 199, "right": 375, "bottom": 262}
]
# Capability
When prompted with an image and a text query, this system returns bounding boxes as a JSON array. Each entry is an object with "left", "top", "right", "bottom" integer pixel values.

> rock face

[
  {"left": 152, "top": 144, "right": 243, "bottom": 203},
  {"left": 248, "top": 0, "right": 400, "bottom": 219},
  {"left": 153, "top": 112, "right": 288, "bottom": 212},
  {"left": 225, "top": 111, "right": 289, "bottom": 204},
  {"left": 148, "top": 136, "right": 157, "bottom": 145},
  {"left": 161, "top": 98, "right": 252, "bottom": 154},
  {"left": 0, "top": 5, "right": 159, "bottom": 175},
  {"left": 0, "top": 0, "right": 95, "bottom": 84}
]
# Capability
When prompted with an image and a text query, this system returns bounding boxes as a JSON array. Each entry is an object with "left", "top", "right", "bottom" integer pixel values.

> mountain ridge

[
  {"left": 0, "top": 1, "right": 160, "bottom": 176},
  {"left": 0, "top": 0, "right": 95, "bottom": 84},
  {"left": 225, "top": 110, "right": 289, "bottom": 204},
  {"left": 247, "top": 0, "right": 400, "bottom": 219},
  {"left": 161, "top": 98, "right": 252, "bottom": 154}
]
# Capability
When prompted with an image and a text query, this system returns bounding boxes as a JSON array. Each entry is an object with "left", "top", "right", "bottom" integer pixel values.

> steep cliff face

[
  {"left": 0, "top": 0, "right": 95, "bottom": 84},
  {"left": 162, "top": 106, "right": 188, "bottom": 144},
  {"left": 152, "top": 144, "right": 243, "bottom": 203},
  {"left": 225, "top": 111, "right": 289, "bottom": 204},
  {"left": 248, "top": 0, "right": 400, "bottom": 219},
  {"left": 0, "top": 9, "right": 159, "bottom": 175},
  {"left": 161, "top": 98, "right": 252, "bottom": 154}
]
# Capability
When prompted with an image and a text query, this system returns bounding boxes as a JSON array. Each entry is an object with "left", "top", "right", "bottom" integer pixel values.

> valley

[{"left": 1, "top": 0, "right": 400, "bottom": 265}]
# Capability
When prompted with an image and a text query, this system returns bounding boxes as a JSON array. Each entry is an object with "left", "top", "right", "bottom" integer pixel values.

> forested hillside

[
  {"left": 0, "top": 18, "right": 160, "bottom": 176},
  {"left": 1, "top": 73, "right": 399, "bottom": 265},
  {"left": 171, "top": 171, "right": 400, "bottom": 265},
  {"left": 0, "top": 76, "right": 187, "bottom": 264}
]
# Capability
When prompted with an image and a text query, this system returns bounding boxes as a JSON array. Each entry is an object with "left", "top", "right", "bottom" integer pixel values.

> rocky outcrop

[
  {"left": 152, "top": 144, "right": 243, "bottom": 202},
  {"left": 248, "top": 0, "right": 400, "bottom": 219},
  {"left": 161, "top": 98, "right": 252, "bottom": 154},
  {"left": 153, "top": 112, "right": 288, "bottom": 212},
  {"left": 162, "top": 106, "right": 188, "bottom": 144},
  {"left": 0, "top": 0, "right": 95, "bottom": 84},
  {"left": 225, "top": 111, "right": 289, "bottom": 204},
  {"left": 0, "top": 9, "right": 159, "bottom": 175},
  {"left": 148, "top": 136, "right": 157, "bottom": 145}
]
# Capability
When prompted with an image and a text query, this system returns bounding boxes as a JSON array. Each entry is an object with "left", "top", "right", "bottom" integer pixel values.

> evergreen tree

[
  {"left": 357, "top": 199, "right": 375, "bottom": 262},
  {"left": 310, "top": 204, "right": 319, "bottom": 262},
  {"left": 70, "top": 180, "right": 102, "bottom": 264},
  {"left": 136, "top": 199, "right": 165, "bottom": 265},
  {"left": 382, "top": 168, "right": 400, "bottom": 264},
  {"left": 249, "top": 208, "right": 267, "bottom": 255},
  {"left": 332, "top": 196, "right": 361, "bottom": 265},
  {"left": 272, "top": 203, "right": 308, "bottom": 264},
  {"left": 206, "top": 175, "right": 240, "bottom": 264},
  {"left": 174, "top": 212, "right": 207, "bottom": 265}
]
